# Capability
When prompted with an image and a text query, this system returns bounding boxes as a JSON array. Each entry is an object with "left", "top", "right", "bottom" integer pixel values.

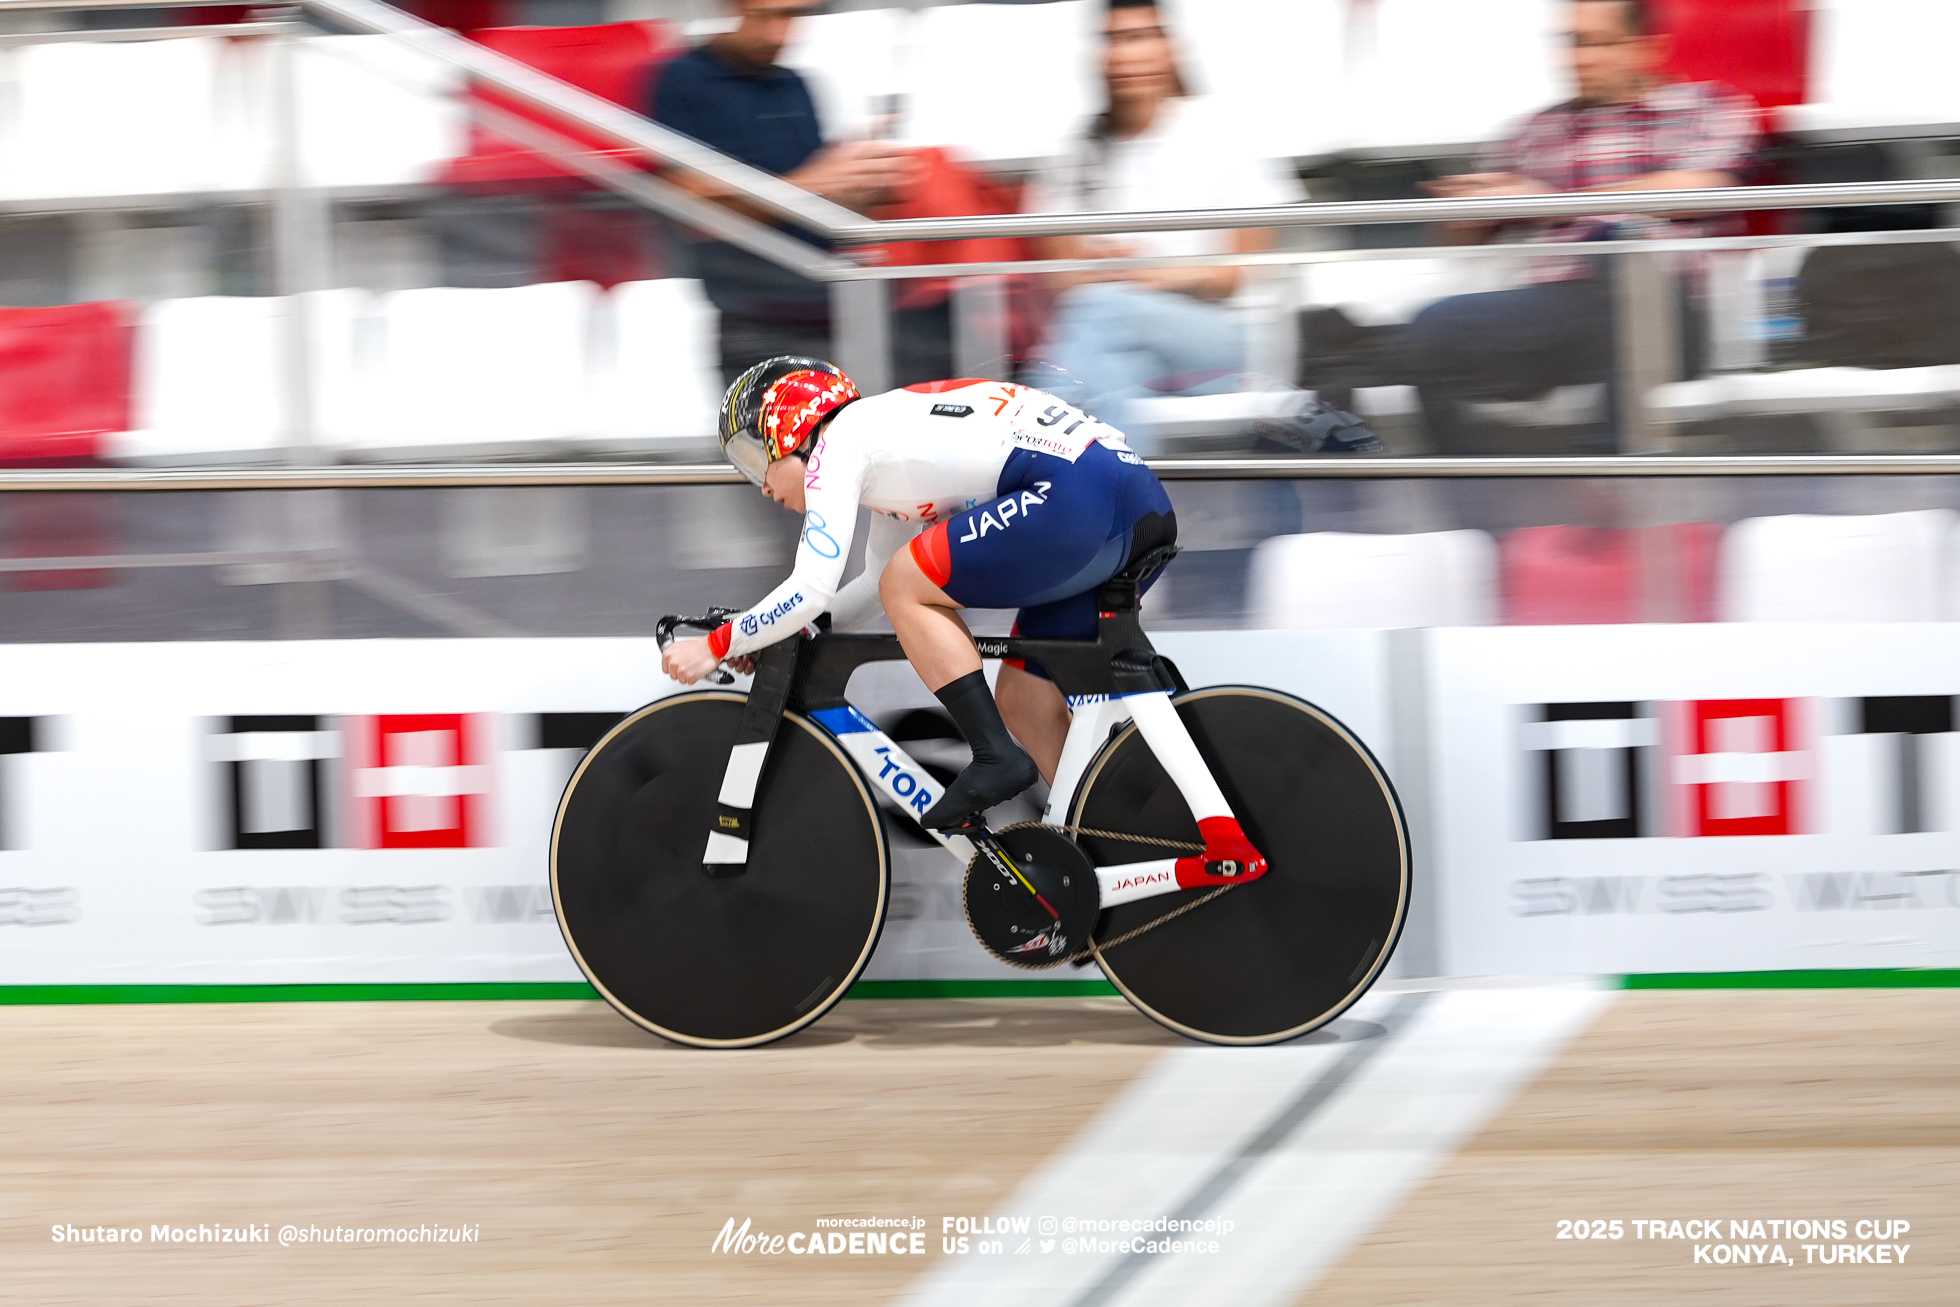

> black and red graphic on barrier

[
  {"left": 344, "top": 714, "right": 493, "bottom": 850},
  {"left": 1671, "top": 698, "right": 1811, "bottom": 839},
  {"left": 1524, "top": 698, "right": 1820, "bottom": 840},
  {"left": 212, "top": 715, "right": 336, "bottom": 851},
  {"left": 0, "top": 716, "right": 39, "bottom": 851}
]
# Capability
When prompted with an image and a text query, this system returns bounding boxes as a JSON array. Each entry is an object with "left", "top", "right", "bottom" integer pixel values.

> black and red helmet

[{"left": 718, "top": 356, "right": 859, "bottom": 485}]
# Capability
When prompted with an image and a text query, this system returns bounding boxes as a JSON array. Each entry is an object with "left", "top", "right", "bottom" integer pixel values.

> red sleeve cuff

[{"left": 707, "top": 623, "right": 733, "bottom": 659}]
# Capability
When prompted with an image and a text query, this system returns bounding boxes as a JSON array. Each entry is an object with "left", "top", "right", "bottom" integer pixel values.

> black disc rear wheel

[
  {"left": 551, "top": 691, "right": 889, "bottom": 1048},
  {"left": 1069, "top": 686, "right": 1410, "bottom": 1045}
]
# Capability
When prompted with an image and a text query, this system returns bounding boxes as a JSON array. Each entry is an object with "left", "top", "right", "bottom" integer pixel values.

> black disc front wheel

[
  {"left": 1069, "top": 686, "right": 1410, "bottom": 1045},
  {"left": 551, "top": 691, "right": 889, "bottom": 1048}
]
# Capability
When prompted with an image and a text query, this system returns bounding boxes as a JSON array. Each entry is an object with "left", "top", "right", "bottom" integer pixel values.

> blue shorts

[{"left": 909, "top": 442, "right": 1176, "bottom": 678}]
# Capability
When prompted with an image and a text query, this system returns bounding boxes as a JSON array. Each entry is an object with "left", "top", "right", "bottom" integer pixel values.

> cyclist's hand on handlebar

[{"left": 661, "top": 637, "right": 726, "bottom": 686}]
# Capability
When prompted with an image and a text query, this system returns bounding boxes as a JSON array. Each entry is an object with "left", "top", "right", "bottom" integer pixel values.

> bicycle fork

[{"left": 700, "top": 639, "right": 798, "bottom": 875}]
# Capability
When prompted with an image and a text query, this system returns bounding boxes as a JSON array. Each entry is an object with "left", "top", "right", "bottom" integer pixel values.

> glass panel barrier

[{"left": 8, "top": 474, "right": 1960, "bottom": 641}]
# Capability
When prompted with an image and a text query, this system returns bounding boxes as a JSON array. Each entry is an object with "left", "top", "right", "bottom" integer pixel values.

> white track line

[{"left": 896, "top": 984, "right": 1614, "bottom": 1307}]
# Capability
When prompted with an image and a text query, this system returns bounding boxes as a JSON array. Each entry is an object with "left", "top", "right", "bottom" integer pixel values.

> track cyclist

[{"left": 661, "top": 355, "right": 1183, "bottom": 832}]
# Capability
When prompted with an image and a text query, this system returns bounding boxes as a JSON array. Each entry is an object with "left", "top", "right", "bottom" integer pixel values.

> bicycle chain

[{"left": 963, "top": 821, "right": 1237, "bottom": 971}]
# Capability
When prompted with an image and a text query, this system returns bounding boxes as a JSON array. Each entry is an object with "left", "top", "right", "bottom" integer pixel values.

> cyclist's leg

[
  {"left": 881, "top": 545, "right": 1039, "bottom": 829},
  {"left": 996, "top": 663, "right": 1069, "bottom": 783},
  {"left": 901, "top": 448, "right": 1178, "bottom": 825},
  {"left": 1000, "top": 499, "right": 1175, "bottom": 785},
  {"left": 887, "top": 446, "right": 1131, "bottom": 827},
  {"left": 878, "top": 550, "right": 978, "bottom": 692}
]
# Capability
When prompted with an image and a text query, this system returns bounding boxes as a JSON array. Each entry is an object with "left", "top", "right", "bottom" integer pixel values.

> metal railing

[
  {"left": 0, "top": 0, "right": 1957, "bottom": 478},
  {"left": 6, "top": 455, "right": 1960, "bottom": 493}
]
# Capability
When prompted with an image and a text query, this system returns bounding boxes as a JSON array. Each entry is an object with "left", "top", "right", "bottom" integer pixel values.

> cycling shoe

[{"left": 920, "top": 749, "right": 1039, "bottom": 831}]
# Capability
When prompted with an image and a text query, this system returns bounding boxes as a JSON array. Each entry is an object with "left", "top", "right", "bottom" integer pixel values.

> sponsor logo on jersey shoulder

[
  {"left": 930, "top": 403, "right": 973, "bottom": 418},
  {"left": 1009, "top": 430, "right": 1090, "bottom": 462}
]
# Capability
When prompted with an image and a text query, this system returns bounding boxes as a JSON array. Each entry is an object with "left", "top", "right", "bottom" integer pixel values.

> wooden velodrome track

[{"left": 4, "top": 987, "right": 1953, "bottom": 1305}]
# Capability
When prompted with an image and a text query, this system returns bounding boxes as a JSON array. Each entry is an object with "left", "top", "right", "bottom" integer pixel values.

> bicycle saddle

[{"left": 1097, "top": 543, "right": 1182, "bottom": 612}]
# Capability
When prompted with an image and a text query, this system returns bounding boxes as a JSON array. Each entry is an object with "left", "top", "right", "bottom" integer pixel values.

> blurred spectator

[
  {"left": 651, "top": 0, "right": 920, "bottom": 383},
  {"left": 1404, "top": 0, "right": 1758, "bottom": 453},
  {"left": 1021, "top": 0, "right": 1303, "bottom": 445}
]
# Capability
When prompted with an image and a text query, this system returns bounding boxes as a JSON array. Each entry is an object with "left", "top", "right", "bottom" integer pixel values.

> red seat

[
  {"left": 439, "top": 21, "right": 682, "bottom": 189},
  {"left": 0, "top": 301, "right": 134, "bottom": 466},
  {"left": 867, "top": 147, "right": 1029, "bottom": 311},
  {"left": 1650, "top": 1, "right": 1809, "bottom": 233},
  {"left": 0, "top": 300, "right": 132, "bottom": 590},
  {"left": 1500, "top": 523, "right": 1721, "bottom": 625},
  {"left": 1652, "top": 0, "right": 1809, "bottom": 111}
]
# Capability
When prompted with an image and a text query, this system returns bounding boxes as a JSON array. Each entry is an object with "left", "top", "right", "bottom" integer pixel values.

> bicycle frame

[
  {"left": 804, "top": 694, "right": 1190, "bottom": 908},
  {"left": 687, "top": 548, "right": 1268, "bottom": 908}
]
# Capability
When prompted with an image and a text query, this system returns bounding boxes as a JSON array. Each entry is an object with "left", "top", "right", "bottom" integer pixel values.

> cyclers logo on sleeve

[
  {"left": 957, "top": 483, "right": 1051, "bottom": 542},
  {"left": 740, "top": 593, "right": 806, "bottom": 639}
]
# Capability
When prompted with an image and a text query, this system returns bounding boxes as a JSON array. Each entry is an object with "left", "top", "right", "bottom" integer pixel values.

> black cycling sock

[{"left": 919, "top": 670, "right": 1039, "bottom": 830}]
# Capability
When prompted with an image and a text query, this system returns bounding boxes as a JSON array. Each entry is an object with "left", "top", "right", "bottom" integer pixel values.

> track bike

[{"left": 550, "top": 547, "right": 1410, "bottom": 1048}]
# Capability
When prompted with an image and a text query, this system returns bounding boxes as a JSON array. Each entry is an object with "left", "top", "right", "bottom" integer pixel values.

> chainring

[{"left": 961, "top": 825, "right": 1101, "bottom": 970}]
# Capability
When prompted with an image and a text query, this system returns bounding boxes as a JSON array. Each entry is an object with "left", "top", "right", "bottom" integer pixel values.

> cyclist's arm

[
  {"left": 710, "top": 449, "right": 867, "bottom": 659},
  {"left": 828, "top": 512, "right": 917, "bottom": 631}
]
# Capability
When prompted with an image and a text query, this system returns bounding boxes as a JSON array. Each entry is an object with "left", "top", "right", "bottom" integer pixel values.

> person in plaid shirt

[{"left": 1404, "top": 0, "right": 1759, "bottom": 452}]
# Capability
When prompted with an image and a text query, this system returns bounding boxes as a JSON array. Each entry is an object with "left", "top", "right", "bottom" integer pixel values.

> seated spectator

[
  {"left": 651, "top": 0, "right": 922, "bottom": 383},
  {"left": 1405, "top": 0, "right": 1758, "bottom": 453},
  {"left": 1021, "top": 0, "right": 1309, "bottom": 449}
]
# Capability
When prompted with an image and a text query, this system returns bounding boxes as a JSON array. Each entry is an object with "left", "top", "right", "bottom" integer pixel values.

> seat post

[{"left": 1094, "top": 543, "right": 1184, "bottom": 696}]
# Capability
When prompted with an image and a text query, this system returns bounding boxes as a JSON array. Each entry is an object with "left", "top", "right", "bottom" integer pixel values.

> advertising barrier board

[
  {"left": 1423, "top": 623, "right": 1960, "bottom": 977},
  {"left": 0, "top": 632, "right": 1392, "bottom": 988}
]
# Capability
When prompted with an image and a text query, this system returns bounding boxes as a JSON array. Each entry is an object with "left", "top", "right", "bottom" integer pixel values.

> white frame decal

[{"left": 776, "top": 699, "right": 1208, "bottom": 909}]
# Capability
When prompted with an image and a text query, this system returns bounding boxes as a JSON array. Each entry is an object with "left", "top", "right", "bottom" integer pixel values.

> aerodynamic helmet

[{"left": 717, "top": 356, "right": 860, "bottom": 486}]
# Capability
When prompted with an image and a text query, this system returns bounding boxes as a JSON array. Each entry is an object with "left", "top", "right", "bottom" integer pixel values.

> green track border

[
  {"left": 0, "top": 983, "right": 601, "bottom": 1005},
  {"left": 1625, "top": 968, "right": 1960, "bottom": 989},
  {"left": 5, "top": 971, "right": 1956, "bottom": 1004},
  {"left": 0, "top": 979, "right": 1121, "bottom": 1005}
]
